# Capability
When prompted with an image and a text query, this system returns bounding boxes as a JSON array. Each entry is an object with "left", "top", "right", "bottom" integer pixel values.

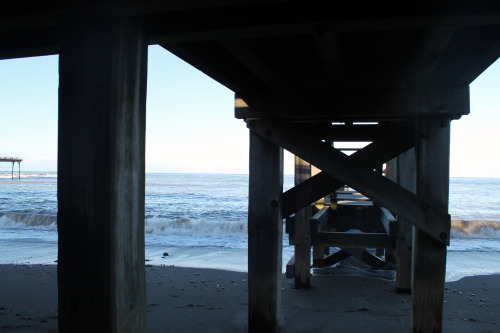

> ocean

[{"left": 1, "top": 172, "right": 499, "bottom": 282}]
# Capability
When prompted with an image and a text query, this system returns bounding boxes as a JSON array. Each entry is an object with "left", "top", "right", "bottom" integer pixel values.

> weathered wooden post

[
  {"left": 411, "top": 116, "right": 450, "bottom": 332},
  {"left": 294, "top": 157, "right": 312, "bottom": 288},
  {"left": 57, "top": 16, "right": 148, "bottom": 333},
  {"left": 248, "top": 126, "right": 283, "bottom": 333},
  {"left": 386, "top": 148, "right": 415, "bottom": 293}
]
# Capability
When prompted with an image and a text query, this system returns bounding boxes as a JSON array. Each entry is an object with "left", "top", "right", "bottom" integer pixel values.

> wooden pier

[
  {"left": 3, "top": 2, "right": 500, "bottom": 332},
  {"left": 0, "top": 157, "right": 22, "bottom": 179}
]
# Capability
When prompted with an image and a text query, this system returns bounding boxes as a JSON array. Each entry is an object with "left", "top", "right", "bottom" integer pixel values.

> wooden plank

[
  {"left": 248, "top": 130, "right": 283, "bottom": 333},
  {"left": 408, "top": 27, "right": 457, "bottom": 85},
  {"left": 338, "top": 201, "right": 373, "bottom": 206},
  {"left": 249, "top": 119, "right": 450, "bottom": 245},
  {"left": 285, "top": 215, "right": 295, "bottom": 245},
  {"left": 4, "top": 3, "right": 500, "bottom": 42},
  {"left": 220, "top": 39, "right": 293, "bottom": 90},
  {"left": 336, "top": 193, "right": 367, "bottom": 200},
  {"left": 164, "top": 42, "right": 268, "bottom": 99},
  {"left": 387, "top": 149, "right": 415, "bottom": 293},
  {"left": 285, "top": 255, "right": 295, "bottom": 279},
  {"left": 411, "top": 117, "right": 450, "bottom": 332},
  {"left": 310, "top": 206, "right": 330, "bottom": 235},
  {"left": 293, "top": 157, "right": 311, "bottom": 289},
  {"left": 380, "top": 207, "right": 398, "bottom": 237},
  {"left": 282, "top": 121, "right": 415, "bottom": 217},
  {"left": 236, "top": 87, "right": 470, "bottom": 120},
  {"left": 313, "top": 29, "right": 343, "bottom": 86},
  {"left": 290, "top": 123, "right": 387, "bottom": 142},
  {"left": 57, "top": 17, "right": 147, "bottom": 333},
  {"left": 343, "top": 248, "right": 392, "bottom": 270},
  {"left": 313, "top": 232, "right": 396, "bottom": 249},
  {"left": 323, "top": 250, "right": 351, "bottom": 267}
]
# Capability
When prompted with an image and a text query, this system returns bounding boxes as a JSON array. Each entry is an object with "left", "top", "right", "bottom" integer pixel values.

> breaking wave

[
  {"left": 451, "top": 220, "right": 500, "bottom": 239},
  {"left": 0, "top": 213, "right": 247, "bottom": 237},
  {"left": 145, "top": 217, "right": 247, "bottom": 236},
  {"left": 0, "top": 212, "right": 57, "bottom": 231}
]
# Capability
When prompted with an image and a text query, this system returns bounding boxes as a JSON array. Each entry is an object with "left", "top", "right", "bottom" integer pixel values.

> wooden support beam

[
  {"left": 411, "top": 117, "right": 450, "bottom": 332},
  {"left": 248, "top": 131, "right": 283, "bottom": 333},
  {"left": 285, "top": 255, "right": 295, "bottom": 279},
  {"left": 57, "top": 17, "right": 147, "bottom": 333},
  {"left": 408, "top": 27, "right": 457, "bottom": 85},
  {"left": 311, "top": 206, "right": 330, "bottom": 268},
  {"left": 293, "top": 157, "right": 311, "bottom": 289},
  {"left": 236, "top": 87, "right": 470, "bottom": 120},
  {"left": 220, "top": 40, "right": 293, "bottom": 91},
  {"left": 249, "top": 119, "right": 450, "bottom": 244},
  {"left": 313, "top": 232, "right": 395, "bottom": 249},
  {"left": 387, "top": 149, "right": 415, "bottom": 293},
  {"left": 343, "top": 248, "right": 392, "bottom": 270},
  {"left": 380, "top": 207, "right": 398, "bottom": 237},
  {"left": 323, "top": 250, "right": 351, "bottom": 267},
  {"left": 297, "top": 123, "right": 383, "bottom": 142},
  {"left": 313, "top": 29, "right": 343, "bottom": 86},
  {"left": 282, "top": 122, "right": 415, "bottom": 217},
  {"left": 310, "top": 206, "right": 330, "bottom": 235}
]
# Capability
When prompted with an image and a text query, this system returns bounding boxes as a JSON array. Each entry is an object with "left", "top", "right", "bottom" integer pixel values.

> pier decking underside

[{"left": 3, "top": 1, "right": 500, "bottom": 332}]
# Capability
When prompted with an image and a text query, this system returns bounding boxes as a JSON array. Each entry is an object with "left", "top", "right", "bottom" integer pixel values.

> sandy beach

[{"left": 0, "top": 264, "right": 499, "bottom": 332}]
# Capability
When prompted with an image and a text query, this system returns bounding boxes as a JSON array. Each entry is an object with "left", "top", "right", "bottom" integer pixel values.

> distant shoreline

[{"left": 2, "top": 171, "right": 500, "bottom": 179}]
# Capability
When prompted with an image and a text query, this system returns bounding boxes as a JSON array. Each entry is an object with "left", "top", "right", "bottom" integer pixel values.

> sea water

[{"left": 1, "top": 172, "right": 499, "bottom": 281}]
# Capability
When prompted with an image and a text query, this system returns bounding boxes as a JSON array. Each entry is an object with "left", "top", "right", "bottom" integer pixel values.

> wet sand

[{"left": 0, "top": 264, "right": 499, "bottom": 332}]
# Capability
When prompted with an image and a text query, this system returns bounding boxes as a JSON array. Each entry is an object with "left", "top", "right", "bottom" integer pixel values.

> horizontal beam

[
  {"left": 236, "top": 87, "right": 470, "bottom": 120},
  {"left": 282, "top": 122, "right": 415, "bottom": 217},
  {"left": 3, "top": 2, "right": 500, "bottom": 39},
  {"left": 249, "top": 119, "right": 450, "bottom": 244},
  {"left": 0, "top": 27, "right": 59, "bottom": 60},
  {"left": 313, "top": 232, "right": 396, "bottom": 249},
  {"left": 295, "top": 123, "right": 382, "bottom": 141}
]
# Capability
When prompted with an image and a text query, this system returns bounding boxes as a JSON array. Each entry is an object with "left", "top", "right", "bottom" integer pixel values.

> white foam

[
  {"left": 0, "top": 213, "right": 57, "bottom": 231},
  {"left": 0, "top": 173, "right": 57, "bottom": 179},
  {"left": 145, "top": 217, "right": 247, "bottom": 236}
]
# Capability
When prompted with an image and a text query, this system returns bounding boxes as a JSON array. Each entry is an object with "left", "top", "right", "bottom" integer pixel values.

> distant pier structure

[{"left": 0, "top": 157, "right": 22, "bottom": 179}]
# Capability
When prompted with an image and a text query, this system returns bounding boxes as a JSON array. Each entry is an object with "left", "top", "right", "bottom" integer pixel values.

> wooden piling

[
  {"left": 57, "top": 16, "right": 147, "bottom": 333},
  {"left": 248, "top": 129, "right": 283, "bottom": 333},
  {"left": 387, "top": 149, "right": 415, "bottom": 293},
  {"left": 411, "top": 117, "right": 450, "bottom": 332},
  {"left": 293, "top": 157, "right": 312, "bottom": 288}
]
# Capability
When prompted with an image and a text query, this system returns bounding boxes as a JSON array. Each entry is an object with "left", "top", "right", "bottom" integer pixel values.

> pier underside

[{"left": 3, "top": 1, "right": 500, "bottom": 332}]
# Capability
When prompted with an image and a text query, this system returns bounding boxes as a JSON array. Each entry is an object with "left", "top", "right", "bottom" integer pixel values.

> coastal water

[{"left": 1, "top": 172, "right": 499, "bottom": 281}]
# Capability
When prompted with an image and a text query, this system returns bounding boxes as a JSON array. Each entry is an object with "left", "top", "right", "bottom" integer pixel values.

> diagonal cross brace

[
  {"left": 248, "top": 119, "right": 450, "bottom": 245},
  {"left": 282, "top": 122, "right": 415, "bottom": 217}
]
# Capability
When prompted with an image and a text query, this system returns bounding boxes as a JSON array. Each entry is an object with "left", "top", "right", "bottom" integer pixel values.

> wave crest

[
  {"left": 451, "top": 220, "right": 500, "bottom": 239},
  {"left": 0, "top": 213, "right": 57, "bottom": 231},
  {"left": 145, "top": 217, "right": 247, "bottom": 236}
]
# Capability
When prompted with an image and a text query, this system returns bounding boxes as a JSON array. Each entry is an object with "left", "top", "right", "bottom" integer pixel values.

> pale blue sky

[{"left": 0, "top": 45, "right": 499, "bottom": 176}]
